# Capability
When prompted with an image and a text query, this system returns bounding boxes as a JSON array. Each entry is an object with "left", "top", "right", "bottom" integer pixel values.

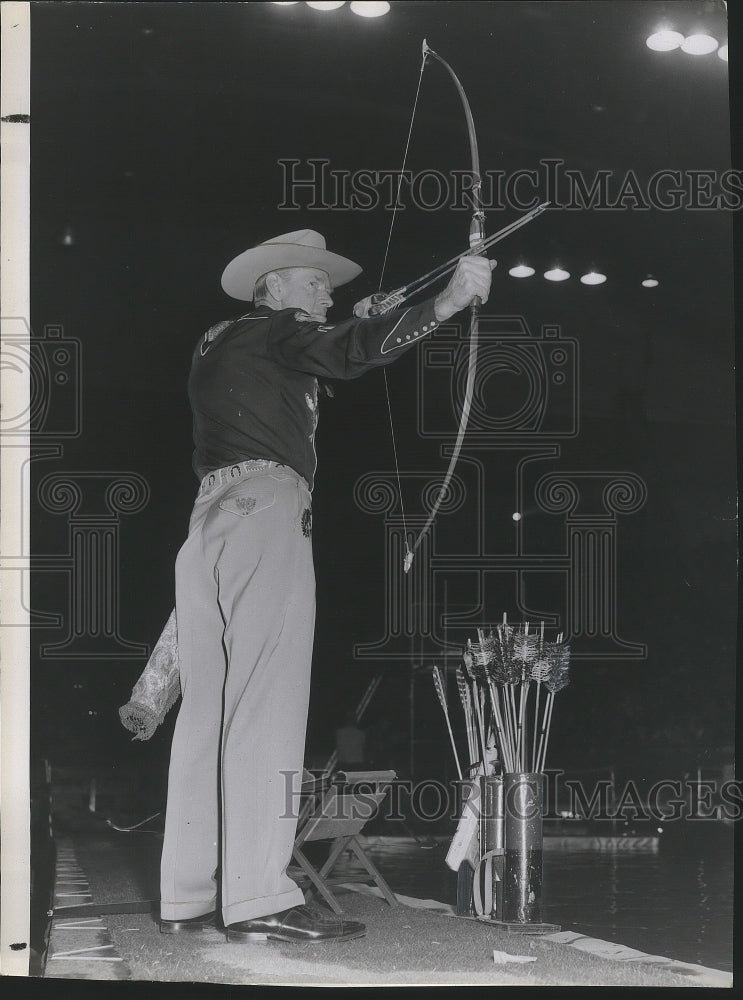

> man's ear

[{"left": 264, "top": 271, "right": 284, "bottom": 302}]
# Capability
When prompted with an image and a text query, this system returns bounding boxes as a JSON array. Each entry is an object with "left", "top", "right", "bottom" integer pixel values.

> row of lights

[
  {"left": 56, "top": 226, "right": 660, "bottom": 288},
  {"left": 647, "top": 29, "right": 728, "bottom": 61},
  {"left": 272, "top": 2, "right": 390, "bottom": 16},
  {"left": 507, "top": 265, "right": 659, "bottom": 288}
]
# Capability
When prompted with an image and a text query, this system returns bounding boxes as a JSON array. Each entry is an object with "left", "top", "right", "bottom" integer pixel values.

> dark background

[{"left": 28, "top": 1, "right": 737, "bottom": 792}]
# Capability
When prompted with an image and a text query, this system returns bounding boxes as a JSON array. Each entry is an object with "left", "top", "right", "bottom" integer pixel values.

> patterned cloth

[{"left": 119, "top": 609, "right": 180, "bottom": 740}]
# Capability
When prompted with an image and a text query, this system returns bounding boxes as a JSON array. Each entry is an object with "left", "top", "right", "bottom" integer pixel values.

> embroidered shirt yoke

[{"left": 189, "top": 300, "right": 441, "bottom": 489}]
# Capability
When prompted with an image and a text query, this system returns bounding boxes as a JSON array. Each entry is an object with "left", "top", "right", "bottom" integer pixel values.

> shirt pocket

[{"left": 218, "top": 478, "right": 276, "bottom": 517}]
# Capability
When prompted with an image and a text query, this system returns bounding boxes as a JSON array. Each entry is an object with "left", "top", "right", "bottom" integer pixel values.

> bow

[{"left": 393, "top": 40, "right": 486, "bottom": 574}]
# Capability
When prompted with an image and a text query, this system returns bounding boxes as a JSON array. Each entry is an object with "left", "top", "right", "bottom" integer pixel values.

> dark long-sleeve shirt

[{"left": 189, "top": 300, "right": 442, "bottom": 489}]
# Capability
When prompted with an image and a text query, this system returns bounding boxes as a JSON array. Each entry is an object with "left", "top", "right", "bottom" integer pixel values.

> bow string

[{"left": 379, "top": 40, "right": 486, "bottom": 575}]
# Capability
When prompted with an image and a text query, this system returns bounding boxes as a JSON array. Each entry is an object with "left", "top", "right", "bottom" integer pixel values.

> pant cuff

[
  {"left": 160, "top": 897, "right": 217, "bottom": 921},
  {"left": 222, "top": 886, "right": 305, "bottom": 926}
]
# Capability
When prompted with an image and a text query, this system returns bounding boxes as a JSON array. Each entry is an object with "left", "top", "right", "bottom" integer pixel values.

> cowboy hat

[{"left": 221, "top": 229, "right": 363, "bottom": 301}]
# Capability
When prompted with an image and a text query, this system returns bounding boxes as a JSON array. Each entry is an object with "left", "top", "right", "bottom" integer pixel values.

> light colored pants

[{"left": 160, "top": 464, "right": 315, "bottom": 925}]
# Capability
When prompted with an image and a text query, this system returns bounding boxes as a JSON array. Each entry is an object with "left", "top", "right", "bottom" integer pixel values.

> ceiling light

[
  {"left": 642, "top": 277, "right": 659, "bottom": 288},
  {"left": 544, "top": 268, "right": 570, "bottom": 282},
  {"left": 681, "top": 33, "right": 718, "bottom": 55},
  {"left": 350, "top": 1, "right": 390, "bottom": 16},
  {"left": 646, "top": 30, "right": 684, "bottom": 51},
  {"left": 508, "top": 264, "right": 535, "bottom": 278},
  {"left": 307, "top": 1, "right": 346, "bottom": 8},
  {"left": 580, "top": 271, "right": 607, "bottom": 285},
  {"left": 718, "top": 43, "right": 728, "bottom": 62}
]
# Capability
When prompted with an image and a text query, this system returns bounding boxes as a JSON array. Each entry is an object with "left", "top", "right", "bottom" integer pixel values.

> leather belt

[{"left": 198, "top": 460, "right": 287, "bottom": 496}]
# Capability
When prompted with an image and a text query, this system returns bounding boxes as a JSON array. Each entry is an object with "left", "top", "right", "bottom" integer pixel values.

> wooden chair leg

[
  {"left": 291, "top": 846, "right": 343, "bottom": 914},
  {"left": 317, "top": 835, "right": 353, "bottom": 881},
  {"left": 348, "top": 836, "right": 399, "bottom": 907},
  {"left": 318, "top": 835, "right": 399, "bottom": 908}
]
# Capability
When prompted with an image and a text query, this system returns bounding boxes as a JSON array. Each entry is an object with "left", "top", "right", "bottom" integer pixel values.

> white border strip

[{"left": 0, "top": 1, "right": 31, "bottom": 978}]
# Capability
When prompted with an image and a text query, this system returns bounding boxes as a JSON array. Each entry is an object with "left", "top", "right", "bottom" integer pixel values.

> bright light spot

[
  {"left": 642, "top": 277, "right": 659, "bottom": 288},
  {"left": 307, "top": 1, "right": 346, "bottom": 9},
  {"left": 681, "top": 33, "right": 718, "bottom": 55},
  {"left": 580, "top": 271, "right": 607, "bottom": 285},
  {"left": 512, "top": 512, "right": 522, "bottom": 521},
  {"left": 508, "top": 264, "right": 535, "bottom": 278},
  {"left": 544, "top": 268, "right": 570, "bottom": 282},
  {"left": 350, "top": 1, "right": 390, "bottom": 16},
  {"left": 718, "top": 43, "right": 728, "bottom": 62},
  {"left": 646, "top": 29, "right": 684, "bottom": 51}
]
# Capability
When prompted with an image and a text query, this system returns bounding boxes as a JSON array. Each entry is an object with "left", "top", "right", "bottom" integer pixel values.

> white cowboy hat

[{"left": 221, "top": 229, "right": 363, "bottom": 301}]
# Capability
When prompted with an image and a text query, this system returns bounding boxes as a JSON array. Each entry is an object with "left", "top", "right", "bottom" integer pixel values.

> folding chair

[{"left": 291, "top": 770, "right": 399, "bottom": 914}]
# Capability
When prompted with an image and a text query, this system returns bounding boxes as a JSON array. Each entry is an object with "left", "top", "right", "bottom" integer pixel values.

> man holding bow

[{"left": 159, "top": 229, "right": 493, "bottom": 944}]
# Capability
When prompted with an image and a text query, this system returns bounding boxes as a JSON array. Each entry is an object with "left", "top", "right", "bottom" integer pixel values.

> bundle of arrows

[{"left": 431, "top": 616, "right": 571, "bottom": 778}]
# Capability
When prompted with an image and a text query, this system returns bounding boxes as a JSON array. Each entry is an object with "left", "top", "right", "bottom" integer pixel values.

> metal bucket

[
  {"left": 503, "top": 771, "right": 544, "bottom": 923},
  {"left": 479, "top": 775, "right": 505, "bottom": 919}
]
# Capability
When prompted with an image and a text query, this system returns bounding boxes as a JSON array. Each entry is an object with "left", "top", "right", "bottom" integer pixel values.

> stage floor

[{"left": 39, "top": 810, "right": 731, "bottom": 987}]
